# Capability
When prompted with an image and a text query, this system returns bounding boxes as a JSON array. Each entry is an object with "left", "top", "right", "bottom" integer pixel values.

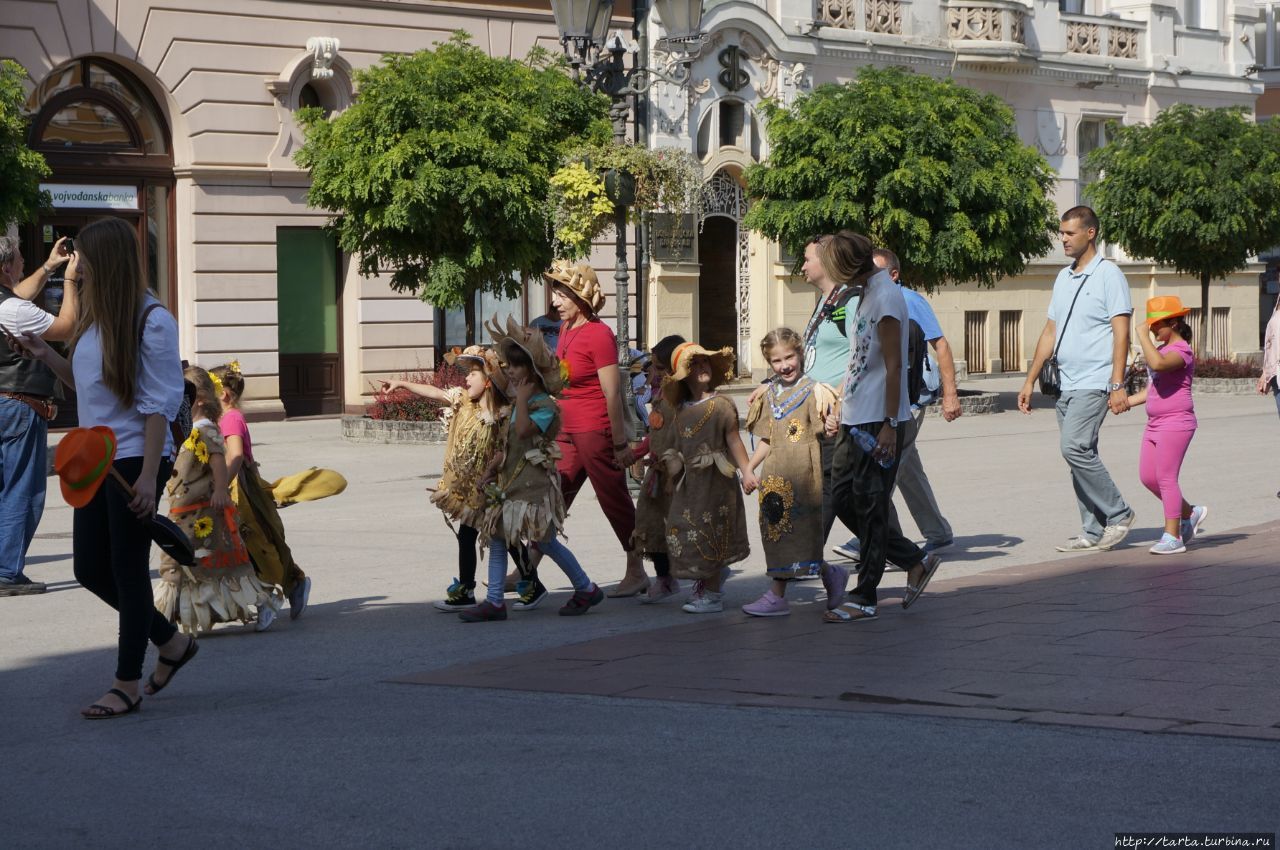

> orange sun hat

[
  {"left": 54, "top": 426, "right": 117, "bottom": 508},
  {"left": 1146, "top": 295, "right": 1192, "bottom": 323}
]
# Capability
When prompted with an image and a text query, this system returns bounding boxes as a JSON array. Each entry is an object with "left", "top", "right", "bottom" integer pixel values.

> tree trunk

[
  {"left": 463, "top": 289, "right": 477, "bottom": 347},
  {"left": 1198, "top": 271, "right": 1210, "bottom": 359}
]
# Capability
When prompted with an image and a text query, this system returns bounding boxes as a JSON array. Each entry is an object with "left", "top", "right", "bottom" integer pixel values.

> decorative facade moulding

[{"left": 307, "top": 37, "right": 342, "bottom": 80}]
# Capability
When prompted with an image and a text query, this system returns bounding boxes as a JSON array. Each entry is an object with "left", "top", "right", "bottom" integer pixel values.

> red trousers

[{"left": 556, "top": 428, "right": 636, "bottom": 551}]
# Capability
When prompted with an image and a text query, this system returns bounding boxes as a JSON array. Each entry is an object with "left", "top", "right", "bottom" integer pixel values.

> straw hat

[
  {"left": 1146, "top": 295, "right": 1192, "bottom": 323},
  {"left": 447, "top": 344, "right": 510, "bottom": 398},
  {"left": 484, "top": 315, "right": 564, "bottom": 395},
  {"left": 661, "top": 342, "right": 735, "bottom": 406},
  {"left": 543, "top": 260, "right": 605, "bottom": 314},
  {"left": 54, "top": 426, "right": 117, "bottom": 508}
]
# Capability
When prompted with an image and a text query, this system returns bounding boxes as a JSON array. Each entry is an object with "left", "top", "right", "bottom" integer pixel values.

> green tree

[
  {"left": 743, "top": 67, "right": 1057, "bottom": 290},
  {"left": 296, "top": 33, "right": 610, "bottom": 333},
  {"left": 0, "top": 60, "right": 50, "bottom": 228},
  {"left": 1084, "top": 104, "right": 1280, "bottom": 355}
]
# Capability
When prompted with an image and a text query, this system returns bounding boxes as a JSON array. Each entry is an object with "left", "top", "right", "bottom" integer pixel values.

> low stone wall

[
  {"left": 1193, "top": 377, "right": 1260, "bottom": 395},
  {"left": 921, "top": 389, "right": 1000, "bottom": 417},
  {"left": 341, "top": 416, "right": 448, "bottom": 444}
]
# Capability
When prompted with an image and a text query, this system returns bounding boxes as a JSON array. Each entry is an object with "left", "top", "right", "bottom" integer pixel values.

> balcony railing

[
  {"left": 946, "top": 0, "right": 1027, "bottom": 48},
  {"left": 1062, "top": 13, "right": 1144, "bottom": 60},
  {"left": 818, "top": 0, "right": 903, "bottom": 35}
]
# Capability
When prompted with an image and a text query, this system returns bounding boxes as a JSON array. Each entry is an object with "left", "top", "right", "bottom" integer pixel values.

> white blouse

[{"left": 73, "top": 295, "right": 185, "bottom": 459}]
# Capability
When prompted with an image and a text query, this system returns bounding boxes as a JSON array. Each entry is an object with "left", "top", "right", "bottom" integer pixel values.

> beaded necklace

[{"left": 769, "top": 376, "right": 813, "bottom": 420}]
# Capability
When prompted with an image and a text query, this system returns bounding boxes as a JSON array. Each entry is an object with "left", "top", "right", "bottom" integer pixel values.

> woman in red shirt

[{"left": 545, "top": 261, "right": 649, "bottom": 596}]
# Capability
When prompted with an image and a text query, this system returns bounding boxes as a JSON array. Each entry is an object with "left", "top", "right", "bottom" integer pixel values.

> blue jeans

[
  {"left": 0, "top": 398, "right": 48, "bottom": 581},
  {"left": 1055, "top": 389, "right": 1130, "bottom": 541}
]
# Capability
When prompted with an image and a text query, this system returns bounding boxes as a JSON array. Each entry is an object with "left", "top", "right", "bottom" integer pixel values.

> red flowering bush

[
  {"left": 1196, "top": 357, "right": 1260, "bottom": 379},
  {"left": 366, "top": 365, "right": 468, "bottom": 421}
]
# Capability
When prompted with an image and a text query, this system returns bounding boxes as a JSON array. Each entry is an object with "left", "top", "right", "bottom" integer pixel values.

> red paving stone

[{"left": 392, "top": 520, "right": 1280, "bottom": 740}]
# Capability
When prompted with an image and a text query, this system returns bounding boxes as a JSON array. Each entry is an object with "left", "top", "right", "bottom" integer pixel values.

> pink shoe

[
  {"left": 742, "top": 590, "right": 790, "bottom": 618},
  {"left": 640, "top": 575, "right": 680, "bottom": 604}
]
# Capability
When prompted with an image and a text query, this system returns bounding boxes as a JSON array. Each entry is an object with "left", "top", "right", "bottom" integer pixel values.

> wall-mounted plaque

[{"left": 651, "top": 213, "right": 697, "bottom": 263}]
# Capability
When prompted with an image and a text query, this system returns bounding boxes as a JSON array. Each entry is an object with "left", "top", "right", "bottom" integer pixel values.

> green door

[{"left": 277, "top": 228, "right": 341, "bottom": 416}]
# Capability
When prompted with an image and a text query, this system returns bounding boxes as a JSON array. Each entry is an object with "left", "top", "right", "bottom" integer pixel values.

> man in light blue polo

[{"left": 1018, "top": 205, "right": 1134, "bottom": 551}]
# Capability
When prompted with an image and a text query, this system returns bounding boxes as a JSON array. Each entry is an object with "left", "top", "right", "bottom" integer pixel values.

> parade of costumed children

[
  {"left": 459, "top": 315, "right": 603, "bottom": 622},
  {"left": 742, "top": 328, "right": 845, "bottom": 618},
  {"left": 659, "top": 342, "right": 756, "bottom": 614},
  {"left": 154, "top": 366, "right": 282, "bottom": 633},
  {"left": 379, "top": 346, "right": 511, "bottom": 611}
]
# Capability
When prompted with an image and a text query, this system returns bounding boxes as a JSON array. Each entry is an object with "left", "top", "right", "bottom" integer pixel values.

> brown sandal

[{"left": 82, "top": 688, "right": 141, "bottom": 719}]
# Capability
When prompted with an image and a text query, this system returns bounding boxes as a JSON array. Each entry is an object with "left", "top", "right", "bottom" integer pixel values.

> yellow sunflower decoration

[
  {"left": 193, "top": 517, "right": 214, "bottom": 539},
  {"left": 193, "top": 440, "right": 210, "bottom": 464},
  {"left": 183, "top": 427, "right": 199, "bottom": 453}
]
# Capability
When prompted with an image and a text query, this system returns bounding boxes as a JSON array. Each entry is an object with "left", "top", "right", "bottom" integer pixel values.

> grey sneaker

[
  {"left": 1096, "top": 511, "right": 1136, "bottom": 551},
  {"left": 1181, "top": 505, "right": 1208, "bottom": 544},
  {"left": 0, "top": 575, "right": 47, "bottom": 596},
  {"left": 832, "top": 538, "right": 861, "bottom": 561},
  {"left": 1149, "top": 533, "right": 1186, "bottom": 555},
  {"left": 1055, "top": 536, "right": 1099, "bottom": 552}
]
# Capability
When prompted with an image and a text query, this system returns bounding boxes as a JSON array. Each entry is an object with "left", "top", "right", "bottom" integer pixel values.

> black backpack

[{"left": 906, "top": 317, "right": 927, "bottom": 406}]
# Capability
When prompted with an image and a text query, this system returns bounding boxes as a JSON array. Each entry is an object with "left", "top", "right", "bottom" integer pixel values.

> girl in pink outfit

[{"left": 1124, "top": 296, "right": 1207, "bottom": 555}]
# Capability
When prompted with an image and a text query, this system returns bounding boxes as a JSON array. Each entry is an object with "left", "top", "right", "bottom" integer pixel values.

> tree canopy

[
  {"left": 743, "top": 67, "right": 1057, "bottom": 290},
  {"left": 295, "top": 33, "right": 610, "bottom": 310},
  {"left": 1084, "top": 104, "right": 1280, "bottom": 353},
  {"left": 0, "top": 60, "right": 50, "bottom": 228}
]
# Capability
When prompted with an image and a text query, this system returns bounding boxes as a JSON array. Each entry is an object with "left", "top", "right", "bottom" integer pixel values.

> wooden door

[
  {"left": 697, "top": 216, "right": 738, "bottom": 356},
  {"left": 276, "top": 228, "right": 342, "bottom": 416}
]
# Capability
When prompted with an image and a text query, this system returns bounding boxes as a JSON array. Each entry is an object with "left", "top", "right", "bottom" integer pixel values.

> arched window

[{"left": 28, "top": 58, "right": 169, "bottom": 157}]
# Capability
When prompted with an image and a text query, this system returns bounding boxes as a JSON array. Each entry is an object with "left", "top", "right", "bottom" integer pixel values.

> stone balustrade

[
  {"left": 945, "top": 0, "right": 1028, "bottom": 46},
  {"left": 818, "top": 0, "right": 904, "bottom": 35},
  {"left": 1062, "top": 13, "right": 1144, "bottom": 60}
]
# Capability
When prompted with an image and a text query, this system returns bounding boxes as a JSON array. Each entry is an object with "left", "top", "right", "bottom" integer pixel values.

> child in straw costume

[
  {"left": 459, "top": 316, "right": 603, "bottom": 622},
  {"left": 154, "top": 367, "right": 281, "bottom": 633},
  {"left": 660, "top": 343, "right": 757, "bottom": 614}
]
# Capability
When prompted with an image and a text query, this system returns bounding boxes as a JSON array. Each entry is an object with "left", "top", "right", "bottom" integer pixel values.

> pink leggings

[{"left": 1138, "top": 427, "right": 1194, "bottom": 520}]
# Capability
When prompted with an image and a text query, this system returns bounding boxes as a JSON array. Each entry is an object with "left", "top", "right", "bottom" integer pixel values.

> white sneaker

[
  {"left": 682, "top": 590, "right": 723, "bottom": 614},
  {"left": 1181, "top": 505, "right": 1208, "bottom": 544},
  {"left": 1096, "top": 511, "right": 1136, "bottom": 551},
  {"left": 832, "top": 538, "right": 861, "bottom": 561},
  {"left": 1149, "top": 533, "right": 1186, "bottom": 555},
  {"left": 255, "top": 605, "right": 276, "bottom": 632},
  {"left": 1055, "top": 536, "right": 1098, "bottom": 553}
]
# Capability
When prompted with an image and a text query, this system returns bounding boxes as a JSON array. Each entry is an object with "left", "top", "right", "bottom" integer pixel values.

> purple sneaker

[
  {"left": 742, "top": 591, "right": 790, "bottom": 617},
  {"left": 821, "top": 563, "right": 848, "bottom": 610}
]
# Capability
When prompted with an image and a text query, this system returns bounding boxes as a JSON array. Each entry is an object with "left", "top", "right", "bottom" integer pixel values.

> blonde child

[
  {"left": 154, "top": 367, "right": 281, "bottom": 633},
  {"left": 460, "top": 316, "right": 603, "bottom": 622},
  {"left": 742, "top": 328, "right": 845, "bottom": 617},
  {"left": 659, "top": 343, "right": 756, "bottom": 614},
  {"left": 1124, "top": 296, "right": 1208, "bottom": 554},
  {"left": 379, "top": 346, "right": 511, "bottom": 610},
  {"left": 632, "top": 334, "right": 686, "bottom": 604},
  {"left": 209, "top": 362, "right": 311, "bottom": 618}
]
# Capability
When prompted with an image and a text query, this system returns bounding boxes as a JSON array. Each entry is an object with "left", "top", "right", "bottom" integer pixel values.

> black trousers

[
  {"left": 73, "top": 456, "right": 178, "bottom": 682},
  {"left": 821, "top": 432, "right": 858, "bottom": 540},
  {"left": 830, "top": 425, "right": 924, "bottom": 608}
]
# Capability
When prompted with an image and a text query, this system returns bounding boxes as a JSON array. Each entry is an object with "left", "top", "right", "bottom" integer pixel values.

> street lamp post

[{"left": 550, "top": 0, "right": 707, "bottom": 436}]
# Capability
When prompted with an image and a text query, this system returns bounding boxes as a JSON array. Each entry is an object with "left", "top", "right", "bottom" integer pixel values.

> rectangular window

[
  {"left": 1077, "top": 118, "right": 1113, "bottom": 202},
  {"left": 965, "top": 310, "right": 989, "bottom": 374},
  {"left": 999, "top": 310, "right": 1022, "bottom": 372}
]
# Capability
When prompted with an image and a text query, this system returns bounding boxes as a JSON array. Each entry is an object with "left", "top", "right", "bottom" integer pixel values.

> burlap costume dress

[
  {"left": 663, "top": 395, "right": 750, "bottom": 580},
  {"left": 432, "top": 387, "right": 502, "bottom": 528},
  {"left": 631, "top": 398, "right": 677, "bottom": 558},
  {"left": 154, "top": 420, "right": 279, "bottom": 633},
  {"left": 746, "top": 376, "right": 827, "bottom": 578},
  {"left": 477, "top": 393, "right": 566, "bottom": 545}
]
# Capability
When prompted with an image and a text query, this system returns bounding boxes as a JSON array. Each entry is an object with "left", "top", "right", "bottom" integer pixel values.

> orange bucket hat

[
  {"left": 1146, "top": 295, "right": 1192, "bottom": 323},
  {"left": 54, "top": 426, "right": 117, "bottom": 508}
]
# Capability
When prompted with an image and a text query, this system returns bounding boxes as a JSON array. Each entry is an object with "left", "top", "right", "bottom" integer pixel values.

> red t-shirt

[
  {"left": 556, "top": 318, "right": 618, "bottom": 434},
  {"left": 219, "top": 407, "right": 255, "bottom": 463}
]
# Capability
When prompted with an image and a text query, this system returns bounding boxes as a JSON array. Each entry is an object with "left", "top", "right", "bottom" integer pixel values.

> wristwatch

[
  {"left": 1107, "top": 382, "right": 1125, "bottom": 392},
  {"left": 883, "top": 416, "right": 899, "bottom": 429}
]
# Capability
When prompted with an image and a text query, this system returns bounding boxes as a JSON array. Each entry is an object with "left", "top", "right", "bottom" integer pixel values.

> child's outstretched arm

[
  {"left": 747, "top": 438, "right": 771, "bottom": 474},
  {"left": 209, "top": 448, "right": 232, "bottom": 511},
  {"left": 727, "top": 429, "right": 759, "bottom": 494},
  {"left": 379, "top": 378, "right": 451, "bottom": 404},
  {"left": 1126, "top": 388, "right": 1148, "bottom": 408}
]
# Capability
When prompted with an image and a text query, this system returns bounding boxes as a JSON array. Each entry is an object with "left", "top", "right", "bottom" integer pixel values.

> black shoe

[
  {"left": 0, "top": 575, "right": 47, "bottom": 596},
  {"left": 433, "top": 578, "right": 477, "bottom": 612},
  {"left": 513, "top": 579, "right": 548, "bottom": 611}
]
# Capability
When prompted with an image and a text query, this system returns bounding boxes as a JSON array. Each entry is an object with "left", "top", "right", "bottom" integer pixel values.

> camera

[{"left": 62, "top": 237, "right": 74, "bottom": 255}]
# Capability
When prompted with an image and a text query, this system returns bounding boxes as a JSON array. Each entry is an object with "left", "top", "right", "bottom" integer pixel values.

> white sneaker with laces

[
  {"left": 682, "top": 590, "right": 723, "bottom": 614},
  {"left": 1055, "top": 536, "right": 1098, "bottom": 552},
  {"left": 1096, "top": 511, "right": 1136, "bottom": 551}
]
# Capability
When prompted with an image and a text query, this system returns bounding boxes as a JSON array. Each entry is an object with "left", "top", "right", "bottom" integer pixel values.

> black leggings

[
  {"left": 455, "top": 524, "right": 533, "bottom": 587},
  {"left": 73, "top": 456, "right": 178, "bottom": 682}
]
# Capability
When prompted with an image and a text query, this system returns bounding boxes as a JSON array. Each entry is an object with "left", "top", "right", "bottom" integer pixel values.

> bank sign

[{"left": 40, "top": 183, "right": 140, "bottom": 210}]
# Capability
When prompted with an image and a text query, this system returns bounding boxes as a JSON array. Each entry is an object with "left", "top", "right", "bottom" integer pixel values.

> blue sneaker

[
  {"left": 1149, "top": 533, "right": 1186, "bottom": 555},
  {"left": 832, "top": 538, "right": 860, "bottom": 561},
  {"left": 1180, "top": 505, "right": 1208, "bottom": 544}
]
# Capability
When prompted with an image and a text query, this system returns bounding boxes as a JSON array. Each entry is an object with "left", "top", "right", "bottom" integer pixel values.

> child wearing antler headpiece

[{"left": 458, "top": 316, "right": 604, "bottom": 622}]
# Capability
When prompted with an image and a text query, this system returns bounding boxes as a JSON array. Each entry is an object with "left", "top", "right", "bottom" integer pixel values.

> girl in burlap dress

[
  {"left": 660, "top": 343, "right": 757, "bottom": 614},
  {"left": 632, "top": 334, "right": 686, "bottom": 604},
  {"left": 154, "top": 367, "right": 281, "bottom": 633},
  {"left": 742, "top": 328, "right": 847, "bottom": 618},
  {"left": 380, "top": 346, "right": 511, "bottom": 611},
  {"left": 457, "top": 316, "right": 603, "bottom": 622}
]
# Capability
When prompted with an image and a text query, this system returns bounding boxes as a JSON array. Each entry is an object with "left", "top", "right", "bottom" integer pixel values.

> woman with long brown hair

[{"left": 17, "top": 217, "right": 194, "bottom": 718}]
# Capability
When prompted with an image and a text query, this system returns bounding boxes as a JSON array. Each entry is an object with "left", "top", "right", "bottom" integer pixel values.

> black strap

[{"left": 1051, "top": 268, "right": 1095, "bottom": 359}]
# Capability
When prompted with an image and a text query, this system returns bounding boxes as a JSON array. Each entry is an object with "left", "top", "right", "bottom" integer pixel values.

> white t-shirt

[
  {"left": 0, "top": 295, "right": 55, "bottom": 338},
  {"left": 840, "top": 269, "right": 913, "bottom": 427}
]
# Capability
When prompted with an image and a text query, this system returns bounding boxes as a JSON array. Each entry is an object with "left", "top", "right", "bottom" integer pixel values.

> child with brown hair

[
  {"left": 379, "top": 346, "right": 513, "bottom": 610},
  {"left": 632, "top": 334, "right": 685, "bottom": 604},
  {"left": 460, "top": 316, "right": 603, "bottom": 622},
  {"left": 743, "top": 328, "right": 845, "bottom": 617},
  {"left": 209, "top": 361, "right": 311, "bottom": 619},
  {"left": 660, "top": 343, "right": 756, "bottom": 614},
  {"left": 153, "top": 366, "right": 281, "bottom": 633}
]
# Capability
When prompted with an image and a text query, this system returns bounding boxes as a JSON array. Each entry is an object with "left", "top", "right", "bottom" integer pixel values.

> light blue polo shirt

[{"left": 1047, "top": 254, "right": 1132, "bottom": 393}]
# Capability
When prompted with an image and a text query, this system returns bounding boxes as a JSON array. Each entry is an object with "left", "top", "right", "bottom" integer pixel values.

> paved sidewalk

[{"left": 399, "top": 519, "right": 1280, "bottom": 741}]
